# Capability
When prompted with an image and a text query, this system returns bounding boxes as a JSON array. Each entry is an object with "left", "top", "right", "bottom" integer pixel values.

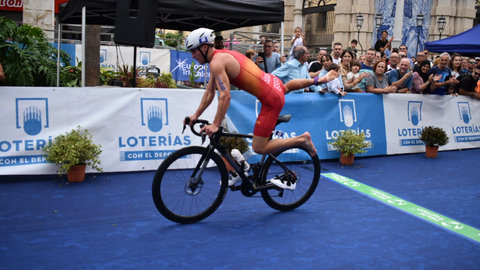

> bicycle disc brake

[{"left": 184, "top": 177, "right": 204, "bottom": 196}]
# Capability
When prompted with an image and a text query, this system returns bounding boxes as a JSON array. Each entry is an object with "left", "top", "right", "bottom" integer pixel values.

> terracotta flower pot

[
  {"left": 340, "top": 153, "right": 354, "bottom": 165},
  {"left": 425, "top": 145, "right": 439, "bottom": 158},
  {"left": 67, "top": 164, "right": 87, "bottom": 182}
]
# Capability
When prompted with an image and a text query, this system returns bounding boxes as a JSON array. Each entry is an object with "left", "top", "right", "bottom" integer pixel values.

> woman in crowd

[
  {"left": 449, "top": 53, "right": 463, "bottom": 78},
  {"left": 411, "top": 60, "right": 440, "bottom": 94},
  {"left": 340, "top": 50, "right": 369, "bottom": 92},
  {"left": 245, "top": 49, "right": 256, "bottom": 61},
  {"left": 315, "top": 54, "right": 334, "bottom": 92},
  {"left": 366, "top": 61, "right": 397, "bottom": 94},
  {"left": 318, "top": 54, "right": 333, "bottom": 77}
]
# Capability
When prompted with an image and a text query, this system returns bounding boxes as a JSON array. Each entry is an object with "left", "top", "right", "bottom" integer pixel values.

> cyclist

[{"left": 185, "top": 28, "right": 338, "bottom": 190}]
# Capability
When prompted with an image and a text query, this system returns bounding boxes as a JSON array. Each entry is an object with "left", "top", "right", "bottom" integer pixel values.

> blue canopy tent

[{"left": 424, "top": 24, "right": 480, "bottom": 56}]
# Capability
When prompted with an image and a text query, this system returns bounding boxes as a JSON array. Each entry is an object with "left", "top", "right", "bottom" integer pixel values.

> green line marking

[{"left": 322, "top": 172, "right": 480, "bottom": 244}]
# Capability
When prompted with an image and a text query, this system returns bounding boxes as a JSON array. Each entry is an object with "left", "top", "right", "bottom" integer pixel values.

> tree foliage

[{"left": 0, "top": 17, "right": 71, "bottom": 86}]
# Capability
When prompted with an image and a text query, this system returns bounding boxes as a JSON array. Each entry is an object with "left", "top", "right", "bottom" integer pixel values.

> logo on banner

[
  {"left": 15, "top": 98, "right": 49, "bottom": 136},
  {"left": 457, "top": 102, "right": 471, "bottom": 124},
  {"left": 397, "top": 100, "right": 424, "bottom": 146},
  {"left": 139, "top": 51, "right": 151, "bottom": 65},
  {"left": 339, "top": 99, "right": 357, "bottom": 128},
  {"left": 140, "top": 98, "right": 168, "bottom": 132},
  {"left": 100, "top": 49, "right": 107, "bottom": 63},
  {"left": 452, "top": 101, "right": 480, "bottom": 143},
  {"left": 170, "top": 52, "right": 210, "bottom": 82},
  {"left": 326, "top": 99, "right": 371, "bottom": 151},
  {"left": 117, "top": 97, "right": 191, "bottom": 162},
  {"left": 407, "top": 101, "right": 422, "bottom": 126}
]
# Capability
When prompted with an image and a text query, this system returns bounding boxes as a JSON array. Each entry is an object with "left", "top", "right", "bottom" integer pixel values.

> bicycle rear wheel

[
  {"left": 260, "top": 147, "right": 320, "bottom": 211},
  {"left": 152, "top": 146, "right": 228, "bottom": 224}
]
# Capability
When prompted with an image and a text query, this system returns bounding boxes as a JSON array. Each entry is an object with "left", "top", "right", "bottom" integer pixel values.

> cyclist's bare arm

[
  {"left": 189, "top": 76, "right": 216, "bottom": 124},
  {"left": 199, "top": 60, "right": 232, "bottom": 136}
]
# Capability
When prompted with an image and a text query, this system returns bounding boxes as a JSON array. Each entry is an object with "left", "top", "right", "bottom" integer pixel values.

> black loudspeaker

[{"left": 114, "top": 0, "right": 157, "bottom": 48}]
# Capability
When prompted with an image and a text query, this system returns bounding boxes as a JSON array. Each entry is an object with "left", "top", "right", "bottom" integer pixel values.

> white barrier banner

[
  {"left": 75, "top": 45, "right": 171, "bottom": 73},
  {"left": 0, "top": 87, "right": 215, "bottom": 175},
  {"left": 384, "top": 94, "right": 480, "bottom": 154}
]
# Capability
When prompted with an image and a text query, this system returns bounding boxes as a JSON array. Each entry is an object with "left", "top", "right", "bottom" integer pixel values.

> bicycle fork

[{"left": 185, "top": 145, "right": 218, "bottom": 195}]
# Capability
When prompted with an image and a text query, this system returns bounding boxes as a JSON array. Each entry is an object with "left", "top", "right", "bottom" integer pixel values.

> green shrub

[
  {"left": 419, "top": 126, "right": 449, "bottom": 147},
  {"left": 329, "top": 130, "right": 369, "bottom": 156},
  {"left": 43, "top": 126, "right": 102, "bottom": 175}
]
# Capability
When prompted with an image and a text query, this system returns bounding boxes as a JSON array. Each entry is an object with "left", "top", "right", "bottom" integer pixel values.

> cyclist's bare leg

[{"left": 252, "top": 132, "right": 317, "bottom": 157}]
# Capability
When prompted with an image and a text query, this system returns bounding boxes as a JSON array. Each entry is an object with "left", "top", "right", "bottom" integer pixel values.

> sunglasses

[
  {"left": 474, "top": 72, "right": 480, "bottom": 76},
  {"left": 469, "top": 61, "right": 476, "bottom": 64}
]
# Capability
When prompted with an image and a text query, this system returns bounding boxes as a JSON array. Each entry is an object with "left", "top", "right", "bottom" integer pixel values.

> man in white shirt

[{"left": 332, "top": 42, "right": 343, "bottom": 64}]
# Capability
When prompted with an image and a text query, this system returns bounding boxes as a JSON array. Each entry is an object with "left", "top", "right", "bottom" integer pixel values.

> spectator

[
  {"left": 324, "top": 63, "right": 346, "bottom": 96},
  {"left": 429, "top": 52, "right": 458, "bottom": 95},
  {"left": 388, "top": 58, "right": 413, "bottom": 93},
  {"left": 273, "top": 41, "right": 286, "bottom": 64},
  {"left": 413, "top": 51, "right": 427, "bottom": 73},
  {"left": 272, "top": 46, "right": 320, "bottom": 93},
  {"left": 254, "top": 40, "right": 281, "bottom": 73},
  {"left": 374, "top": 51, "right": 383, "bottom": 64},
  {"left": 374, "top": 30, "right": 393, "bottom": 54},
  {"left": 411, "top": 60, "right": 439, "bottom": 94},
  {"left": 339, "top": 49, "right": 354, "bottom": 73},
  {"left": 314, "top": 54, "right": 334, "bottom": 91},
  {"left": 465, "top": 58, "right": 477, "bottom": 74},
  {"left": 214, "top": 35, "right": 224, "bottom": 49},
  {"left": 359, "top": 54, "right": 366, "bottom": 63},
  {"left": 366, "top": 61, "right": 397, "bottom": 94},
  {"left": 476, "top": 57, "right": 480, "bottom": 65},
  {"left": 361, "top": 48, "right": 375, "bottom": 70},
  {"left": 245, "top": 49, "right": 256, "bottom": 61},
  {"left": 257, "top": 35, "right": 266, "bottom": 45},
  {"left": 449, "top": 53, "right": 463, "bottom": 78},
  {"left": 399, "top": 51, "right": 408, "bottom": 59},
  {"left": 346, "top": 60, "right": 369, "bottom": 93},
  {"left": 308, "top": 49, "right": 327, "bottom": 75},
  {"left": 340, "top": 49, "right": 368, "bottom": 92},
  {"left": 423, "top": 49, "right": 430, "bottom": 60},
  {"left": 456, "top": 65, "right": 480, "bottom": 99},
  {"left": 387, "top": 52, "right": 400, "bottom": 72},
  {"left": 332, "top": 42, "right": 343, "bottom": 64},
  {"left": 0, "top": 62, "right": 4, "bottom": 82},
  {"left": 346, "top": 39, "right": 358, "bottom": 56},
  {"left": 399, "top": 44, "right": 408, "bottom": 57},
  {"left": 288, "top": 27, "right": 305, "bottom": 61},
  {"left": 461, "top": 58, "right": 469, "bottom": 71},
  {"left": 273, "top": 41, "right": 281, "bottom": 53}
]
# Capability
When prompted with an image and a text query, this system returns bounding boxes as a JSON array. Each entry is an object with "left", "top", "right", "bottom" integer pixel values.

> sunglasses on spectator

[
  {"left": 469, "top": 61, "right": 476, "bottom": 64},
  {"left": 474, "top": 72, "right": 480, "bottom": 76}
]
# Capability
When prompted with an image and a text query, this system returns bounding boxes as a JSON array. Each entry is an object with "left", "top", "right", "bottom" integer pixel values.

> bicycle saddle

[{"left": 276, "top": 114, "right": 291, "bottom": 125}]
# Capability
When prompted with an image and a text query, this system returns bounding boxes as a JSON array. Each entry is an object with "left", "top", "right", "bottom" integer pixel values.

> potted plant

[
  {"left": 329, "top": 130, "right": 369, "bottom": 165},
  {"left": 43, "top": 126, "right": 103, "bottom": 182},
  {"left": 419, "top": 126, "right": 449, "bottom": 158}
]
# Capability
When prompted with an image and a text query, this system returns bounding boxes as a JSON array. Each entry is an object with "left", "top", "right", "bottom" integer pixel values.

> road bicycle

[{"left": 152, "top": 115, "right": 321, "bottom": 224}]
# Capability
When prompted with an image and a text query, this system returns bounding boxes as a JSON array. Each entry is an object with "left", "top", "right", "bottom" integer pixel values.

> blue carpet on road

[{"left": 1, "top": 149, "right": 479, "bottom": 269}]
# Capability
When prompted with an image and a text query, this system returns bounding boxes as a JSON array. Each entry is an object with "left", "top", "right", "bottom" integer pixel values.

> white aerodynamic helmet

[{"left": 185, "top": 28, "right": 215, "bottom": 51}]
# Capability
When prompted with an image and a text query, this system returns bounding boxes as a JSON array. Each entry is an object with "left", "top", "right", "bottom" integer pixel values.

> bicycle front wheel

[
  {"left": 152, "top": 146, "right": 228, "bottom": 224},
  {"left": 260, "top": 147, "right": 320, "bottom": 211}
]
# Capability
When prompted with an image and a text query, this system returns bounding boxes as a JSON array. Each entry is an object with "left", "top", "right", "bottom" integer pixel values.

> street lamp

[
  {"left": 416, "top": 13, "right": 424, "bottom": 56},
  {"left": 375, "top": 13, "right": 383, "bottom": 39},
  {"left": 437, "top": 15, "right": 446, "bottom": 40},
  {"left": 355, "top": 13, "right": 364, "bottom": 54}
]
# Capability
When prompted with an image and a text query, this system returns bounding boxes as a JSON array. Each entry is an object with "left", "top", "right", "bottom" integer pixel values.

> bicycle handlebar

[{"left": 183, "top": 117, "right": 210, "bottom": 143}]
